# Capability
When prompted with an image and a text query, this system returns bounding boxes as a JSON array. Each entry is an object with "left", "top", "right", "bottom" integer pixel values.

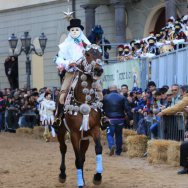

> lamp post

[{"left": 8, "top": 31, "right": 47, "bottom": 89}]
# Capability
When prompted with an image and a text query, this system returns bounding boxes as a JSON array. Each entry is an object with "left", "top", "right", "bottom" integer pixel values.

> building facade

[{"left": 0, "top": 0, "right": 187, "bottom": 89}]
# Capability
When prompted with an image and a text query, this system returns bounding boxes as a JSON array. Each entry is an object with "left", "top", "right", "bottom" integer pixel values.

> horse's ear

[{"left": 82, "top": 40, "right": 88, "bottom": 49}]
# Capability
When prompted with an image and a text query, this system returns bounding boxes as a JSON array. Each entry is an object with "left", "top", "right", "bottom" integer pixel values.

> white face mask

[{"left": 70, "top": 27, "right": 81, "bottom": 39}]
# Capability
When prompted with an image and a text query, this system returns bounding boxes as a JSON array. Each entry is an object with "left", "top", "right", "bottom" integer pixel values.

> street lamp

[{"left": 8, "top": 31, "right": 47, "bottom": 89}]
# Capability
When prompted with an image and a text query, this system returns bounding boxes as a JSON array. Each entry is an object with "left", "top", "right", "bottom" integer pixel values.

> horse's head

[{"left": 82, "top": 43, "right": 104, "bottom": 80}]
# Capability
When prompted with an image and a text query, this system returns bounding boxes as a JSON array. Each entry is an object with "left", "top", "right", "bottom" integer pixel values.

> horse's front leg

[
  {"left": 71, "top": 133, "right": 85, "bottom": 188},
  {"left": 92, "top": 127, "right": 103, "bottom": 185},
  {"left": 80, "top": 139, "right": 89, "bottom": 185},
  {"left": 57, "top": 125, "right": 67, "bottom": 183}
]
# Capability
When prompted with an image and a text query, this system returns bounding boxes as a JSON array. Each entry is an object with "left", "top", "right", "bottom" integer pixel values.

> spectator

[
  {"left": 170, "top": 84, "right": 181, "bottom": 107},
  {"left": 39, "top": 92, "right": 56, "bottom": 142},
  {"left": 157, "top": 85, "right": 188, "bottom": 116},
  {"left": 103, "top": 85, "right": 128, "bottom": 156},
  {"left": 4, "top": 56, "right": 19, "bottom": 90},
  {"left": 0, "top": 91, "right": 6, "bottom": 131},
  {"left": 121, "top": 84, "right": 129, "bottom": 98},
  {"left": 165, "top": 88, "right": 173, "bottom": 107},
  {"left": 177, "top": 103, "right": 188, "bottom": 174},
  {"left": 147, "top": 81, "right": 157, "bottom": 93}
]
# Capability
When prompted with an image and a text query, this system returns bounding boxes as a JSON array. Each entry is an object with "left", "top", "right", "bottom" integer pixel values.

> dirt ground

[{"left": 0, "top": 132, "right": 188, "bottom": 188}]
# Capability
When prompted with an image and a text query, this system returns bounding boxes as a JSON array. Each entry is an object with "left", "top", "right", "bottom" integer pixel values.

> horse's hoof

[
  {"left": 59, "top": 173, "right": 66, "bottom": 183},
  {"left": 93, "top": 173, "right": 102, "bottom": 185}
]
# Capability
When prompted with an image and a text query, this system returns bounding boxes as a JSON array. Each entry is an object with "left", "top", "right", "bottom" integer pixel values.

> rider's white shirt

[{"left": 55, "top": 33, "right": 91, "bottom": 72}]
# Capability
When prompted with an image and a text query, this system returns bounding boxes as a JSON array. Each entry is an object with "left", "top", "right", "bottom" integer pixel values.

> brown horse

[{"left": 56, "top": 44, "right": 104, "bottom": 188}]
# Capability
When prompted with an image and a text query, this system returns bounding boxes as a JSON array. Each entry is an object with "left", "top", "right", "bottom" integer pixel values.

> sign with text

[{"left": 102, "top": 60, "right": 141, "bottom": 89}]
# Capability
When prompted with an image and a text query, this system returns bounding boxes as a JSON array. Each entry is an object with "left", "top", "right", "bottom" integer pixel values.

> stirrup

[{"left": 54, "top": 117, "right": 62, "bottom": 127}]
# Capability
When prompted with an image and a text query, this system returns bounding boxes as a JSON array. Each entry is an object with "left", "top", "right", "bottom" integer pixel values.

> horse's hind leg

[
  {"left": 57, "top": 125, "right": 67, "bottom": 183},
  {"left": 92, "top": 128, "right": 103, "bottom": 185}
]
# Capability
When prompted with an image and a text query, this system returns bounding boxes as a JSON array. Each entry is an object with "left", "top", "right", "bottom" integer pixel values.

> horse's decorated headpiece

[{"left": 85, "top": 44, "right": 102, "bottom": 53}]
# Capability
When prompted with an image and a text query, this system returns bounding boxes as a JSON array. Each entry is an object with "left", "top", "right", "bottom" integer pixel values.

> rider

[
  {"left": 54, "top": 19, "right": 91, "bottom": 114},
  {"left": 54, "top": 18, "right": 103, "bottom": 123}
]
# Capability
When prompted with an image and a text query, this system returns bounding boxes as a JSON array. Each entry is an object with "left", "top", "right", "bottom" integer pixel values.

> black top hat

[{"left": 67, "top": 19, "right": 84, "bottom": 31}]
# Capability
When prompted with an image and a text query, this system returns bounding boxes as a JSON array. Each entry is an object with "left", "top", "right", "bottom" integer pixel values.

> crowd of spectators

[
  {"left": 116, "top": 15, "right": 188, "bottom": 61},
  {"left": 1, "top": 81, "right": 188, "bottom": 141},
  {"left": 0, "top": 87, "right": 60, "bottom": 133},
  {"left": 103, "top": 82, "right": 188, "bottom": 140}
]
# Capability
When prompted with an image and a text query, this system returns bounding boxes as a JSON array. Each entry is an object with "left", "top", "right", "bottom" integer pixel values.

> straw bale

[
  {"left": 122, "top": 129, "right": 137, "bottom": 153},
  {"left": 126, "top": 135, "right": 148, "bottom": 158},
  {"left": 123, "top": 129, "right": 137, "bottom": 138},
  {"left": 16, "top": 128, "right": 33, "bottom": 135},
  {"left": 167, "top": 141, "right": 180, "bottom": 167},
  {"left": 32, "top": 126, "right": 44, "bottom": 139},
  {"left": 147, "top": 140, "right": 170, "bottom": 164},
  {"left": 122, "top": 143, "right": 128, "bottom": 152}
]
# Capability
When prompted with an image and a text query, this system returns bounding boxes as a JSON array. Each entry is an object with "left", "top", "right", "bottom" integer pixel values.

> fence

[
  {"left": 159, "top": 114, "right": 185, "bottom": 141},
  {"left": 132, "top": 111, "right": 185, "bottom": 141},
  {"left": 151, "top": 43, "right": 188, "bottom": 87}
]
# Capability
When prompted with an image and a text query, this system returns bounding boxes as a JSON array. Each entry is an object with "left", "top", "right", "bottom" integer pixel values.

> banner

[{"left": 102, "top": 59, "right": 141, "bottom": 89}]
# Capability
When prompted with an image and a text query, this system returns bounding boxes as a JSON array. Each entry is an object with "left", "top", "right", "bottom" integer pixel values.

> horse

[
  {"left": 56, "top": 43, "right": 104, "bottom": 188},
  {"left": 88, "top": 25, "right": 111, "bottom": 63}
]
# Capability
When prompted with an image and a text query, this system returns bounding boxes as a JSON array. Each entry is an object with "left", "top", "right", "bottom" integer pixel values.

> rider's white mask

[{"left": 70, "top": 27, "right": 81, "bottom": 39}]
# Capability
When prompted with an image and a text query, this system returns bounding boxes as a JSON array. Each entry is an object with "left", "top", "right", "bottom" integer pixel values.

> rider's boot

[{"left": 52, "top": 103, "right": 64, "bottom": 133}]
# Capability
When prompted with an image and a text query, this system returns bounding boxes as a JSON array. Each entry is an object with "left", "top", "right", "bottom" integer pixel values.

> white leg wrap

[
  {"left": 96, "top": 154, "right": 103, "bottom": 173},
  {"left": 77, "top": 169, "right": 84, "bottom": 187}
]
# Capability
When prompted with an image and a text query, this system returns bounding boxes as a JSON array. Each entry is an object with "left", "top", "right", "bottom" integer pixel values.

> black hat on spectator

[
  {"left": 130, "top": 40, "right": 136, "bottom": 47},
  {"left": 131, "top": 87, "right": 138, "bottom": 93},
  {"left": 148, "top": 37, "right": 156, "bottom": 44},
  {"left": 159, "top": 87, "right": 168, "bottom": 94},
  {"left": 147, "top": 81, "right": 156, "bottom": 88},
  {"left": 162, "top": 85, "right": 169, "bottom": 91},
  {"left": 136, "top": 88, "right": 142, "bottom": 94}
]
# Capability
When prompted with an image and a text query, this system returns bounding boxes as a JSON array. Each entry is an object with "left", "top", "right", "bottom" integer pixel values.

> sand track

[{"left": 0, "top": 133, "right": 187, "bottom": 188}]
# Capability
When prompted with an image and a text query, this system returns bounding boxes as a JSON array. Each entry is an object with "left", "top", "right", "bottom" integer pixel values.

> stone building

[{"left": 0, "top": 0, "right": 187, "bottom": 89}]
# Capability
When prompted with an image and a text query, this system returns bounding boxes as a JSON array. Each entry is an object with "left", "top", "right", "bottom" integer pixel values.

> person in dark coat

[
  {"left": 103, "top": 85, "right": 128, "bottom": 156},
  {"left": 177, "top": 105, "right": 188, "bottom": 174},
  {"left": 4, "top": 56, "right": 19, "bottom": 89}
]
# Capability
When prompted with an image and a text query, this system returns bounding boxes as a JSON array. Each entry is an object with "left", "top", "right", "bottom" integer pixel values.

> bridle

[{"left": 75, "top": 44, "right": 104, "bottom": 77}]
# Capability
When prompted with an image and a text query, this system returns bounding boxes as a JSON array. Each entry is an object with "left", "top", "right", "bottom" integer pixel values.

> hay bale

[
  {"left": 147, "top": 140, "right": 170, "bottom": 164},
  {"left": 127, "top": 135, "right": 148, "bottom": 158},
  {"left": 123, "top": 129, "right": 137, "bottom": 138},
  {"left": 167, "top": 141, "right": 180, "bottom": 167},
  {"left": 122, "top": 143, "right": 127, "bottom": 152},
  {"left": 16, "top": 128, "right": 33, "bottom": 135},
  {"left": 122, "top": 130, "right": 137, "bottom": 153},
  {"left": 33, "top": 126, "right": 44, "bottom": 139}
]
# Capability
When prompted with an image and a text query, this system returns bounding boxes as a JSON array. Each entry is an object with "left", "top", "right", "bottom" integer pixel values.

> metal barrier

[
  {"left": 151, "top": 43, "right": 188, "bottom": 87},
  {"left": 159, "top": 114, "right": 185, "bottom": 141}
]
